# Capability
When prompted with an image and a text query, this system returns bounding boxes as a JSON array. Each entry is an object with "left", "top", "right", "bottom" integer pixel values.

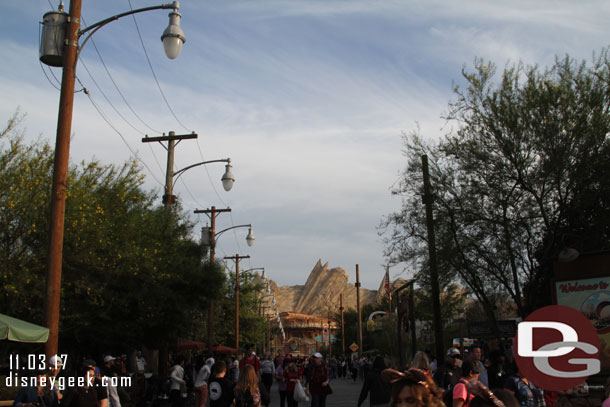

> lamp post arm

[
  {"left": 173, "top": 159, "right": 230, "bottom": 187},
  {"left": 215, "top": 224, "right": 251, "bottom": 240},
  {"left": 77, "top": 2, "right": 179, "bottom": 62},
  {"left": 79, "top": 2, "right": 177, "bottom": 38}
]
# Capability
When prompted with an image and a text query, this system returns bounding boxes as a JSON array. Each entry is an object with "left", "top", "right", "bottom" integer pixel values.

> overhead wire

[
  {"left": 128, "top": 0, "right": 191, "bottom": 132},
  {"left": 88, "top": 35, "right": 163, "bottom": 135},
  {"left": 79, "top": 78, "right": 165, "bottom": 188},
  {"left": 126, "top": 0, "right": 227, "bottom": 226}
]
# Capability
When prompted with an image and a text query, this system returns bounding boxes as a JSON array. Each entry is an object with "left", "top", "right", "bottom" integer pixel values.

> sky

[{"left": 1, "top": 0, "right": 609, "bottom": 290}]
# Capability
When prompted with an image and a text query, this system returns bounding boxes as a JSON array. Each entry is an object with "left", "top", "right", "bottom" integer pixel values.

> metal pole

[
  {"left": 397, "top": 294, "right": 403, "bottom": 369},
  {"left": 421, "top": 155, "right": 444, "bottom": 363},
  {"left": 328, "top": 310, "right": 332, "bottom": 358},
  {"left": 386, "top": 265, "right": 392, "bottom": 314},
  {"left": 356, "top": 265, "right": 363, "bottom": 356},
  {"left": 44, "top": 0, "right": 82, "bottom": 358},
  {"left": 340, "top": 294, "right": 345, "bottom": 355},
  {"left": 409, "top": 284, "right": 417, "bottom": 358}
]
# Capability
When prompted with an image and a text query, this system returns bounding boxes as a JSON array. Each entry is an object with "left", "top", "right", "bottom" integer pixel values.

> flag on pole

[{"left": 385, "top": 269, "right": 392, "bottom": 302}]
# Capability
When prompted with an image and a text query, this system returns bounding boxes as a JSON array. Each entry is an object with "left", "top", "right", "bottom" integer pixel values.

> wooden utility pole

[
  {"left": 194, "top": 206, "right": 231, "bottom": 350},
  {"left": 356, "top": 265, "right": 363, "bottom": 356},
  {"left": 44, "top": 0, "right": 82, "bottom": 358},
  {"left": 225, "top": 254, "right": 250, "bottom": 352},
  {"left": 142, "top": 132, "right": 198, "bottom": 210},
  {"left": 340, "top": 294, "right": 345, "bottom": 355},
  {"left": 421, "top": 155, "right": 444, "bottom": 363},
  {"left": 142, "top": 131, "right": 197, "bottom": 376}
]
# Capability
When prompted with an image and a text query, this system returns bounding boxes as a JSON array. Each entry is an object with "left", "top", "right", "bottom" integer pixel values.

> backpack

[{"left": 442, "top": 379, "right": 470, "bottom": 407}]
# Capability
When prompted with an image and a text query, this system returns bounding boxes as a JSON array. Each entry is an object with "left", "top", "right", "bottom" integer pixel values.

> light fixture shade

[
  {"left": 221, "top": 163, "right": 235, "bottom": 191},
  {"left": 246, "top": 227, "right": 255, "bottom": 246},
  {"left": 161, "top": 10, "right": 185, "bottom": 59}
]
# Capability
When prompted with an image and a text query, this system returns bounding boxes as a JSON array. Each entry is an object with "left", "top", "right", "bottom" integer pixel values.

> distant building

[{"left": 274, "top": 312, "right": 338, "bottom": 356}]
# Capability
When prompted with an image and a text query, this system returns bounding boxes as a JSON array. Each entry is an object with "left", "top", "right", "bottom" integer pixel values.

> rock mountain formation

[{"left": 267, "top": 260, "right": 400, "bottom": 317}]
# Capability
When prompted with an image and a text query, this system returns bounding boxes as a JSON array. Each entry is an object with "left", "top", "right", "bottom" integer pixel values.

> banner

[{"left": 554, "top": 275, "right": 610, "bottom": 369}]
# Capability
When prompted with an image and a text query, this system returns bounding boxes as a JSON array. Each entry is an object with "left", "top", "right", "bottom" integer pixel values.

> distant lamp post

[
  {"left": 40, "top": 0, "right": 186, "bottom": 357},
  {"left": 142, "top": 132, "right": 233, "bottom": 208}
]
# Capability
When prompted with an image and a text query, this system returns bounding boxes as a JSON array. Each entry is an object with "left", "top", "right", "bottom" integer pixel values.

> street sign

[{"left": 349, "top": 342, "right": 359, "bottom": 352}]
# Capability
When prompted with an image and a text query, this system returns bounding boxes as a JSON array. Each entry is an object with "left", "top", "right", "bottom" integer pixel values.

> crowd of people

[{"left": 6, "top": 345, "right": 609, "bottom": 407}]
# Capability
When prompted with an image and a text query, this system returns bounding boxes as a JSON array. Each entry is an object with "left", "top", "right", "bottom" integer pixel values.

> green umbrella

[{"left": 0, "top": 313, "right": 49, "bottom": 343}]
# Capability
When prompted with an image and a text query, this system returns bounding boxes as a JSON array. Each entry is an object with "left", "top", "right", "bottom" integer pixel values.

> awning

[
  {"left": 0, "top": 313, "right": 49, "bottom": 343},
  {"left": 212, "top": 345, "right": 237, "bottom": 354},
  {"left": 177, "top": 340, "right": 206, "bottom": 350}
]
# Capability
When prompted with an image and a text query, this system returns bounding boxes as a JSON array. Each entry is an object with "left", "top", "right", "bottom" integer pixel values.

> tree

[
  {"left": 212, "top": 268, "right": 268, "bottom": 352},
  {"left": 383, "top": 49, "right": 610, "bottom": 326},
  {"left": 0, "top": 112, "right": 224, "bottom": 355}
]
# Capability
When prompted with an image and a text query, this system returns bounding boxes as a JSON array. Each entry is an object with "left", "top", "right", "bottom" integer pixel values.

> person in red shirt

[
  {"left": 239, "top": 345, "right": 261, "bottom": 376},
  {"left": 282, "top": 361, "right": 302, "bottom": 407},
  {"left": 452, "top": 360, "right": 480, "bottom": 407}
]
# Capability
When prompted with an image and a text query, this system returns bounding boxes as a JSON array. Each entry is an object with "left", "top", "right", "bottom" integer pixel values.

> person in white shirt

[
  {"left": 170, "top": 356, "right": 187, "bottom": 407},
  {"left": 194, "top": 357, "right": 214, "bottom": 407}
]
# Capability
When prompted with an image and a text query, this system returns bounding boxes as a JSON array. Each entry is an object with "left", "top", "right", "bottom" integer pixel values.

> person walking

[
  {"left": 194, "top": 357, "right": 213, "bottom": 407},
  {"left": 260, "top": 353, "right": 275, "bottom": 402},
  {"left": 283, "top": 360, "right": 302, "bottom": 407},
  {"left": 169, "top": 356, "right": 187, "bottom": 407},
  {"left": 209, "top": 361, "right": 235, "bottom": 407},
  {"left": 306, "top": 353, "right": 331, "bottom": 407},
  {"left": 234, "top": 364, "right": 270, "bottom": 407},
  {"left": 357, "top": 356, "right": 391, "bottom": 407},
  {"left": 274, "top": 359, "right": 288, "bottom": 407}
]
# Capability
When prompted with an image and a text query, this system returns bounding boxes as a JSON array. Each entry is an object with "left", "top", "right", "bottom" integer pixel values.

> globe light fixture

[
  {"left": 222, "top": 161, "right": 235, "bottom": 191},
  {"left": 161, "top": 3, "right": 186, "bottom": 59},
  {"left": 246, "top": 226, "right": 255, "bottom": 246}
]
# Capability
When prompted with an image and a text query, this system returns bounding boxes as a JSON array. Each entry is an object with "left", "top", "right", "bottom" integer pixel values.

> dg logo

[{"left": 515, "top": 305, "right": 600, "bottom": 391}]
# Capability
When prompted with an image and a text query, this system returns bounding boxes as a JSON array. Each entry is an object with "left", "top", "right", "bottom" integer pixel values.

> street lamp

[
  {"left": 202, "top": 224, "right": 255, "bottom": 249},
  {"left": 198, "top": 217, "right": 255, "bottom": 349},
  {"left": 40, "top": 0, "right": 186, "bottom": 357}
]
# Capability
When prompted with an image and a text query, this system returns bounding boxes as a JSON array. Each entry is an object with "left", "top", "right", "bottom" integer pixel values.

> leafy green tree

[
  {"left": 383, "top": 49, "right": 610, "bottom": 327},
  {"left": 0, "top": 112, "right": 224, "bottom": 355},
  {"left": 213, "top": 268, "right": 268, "bottom": 352}
]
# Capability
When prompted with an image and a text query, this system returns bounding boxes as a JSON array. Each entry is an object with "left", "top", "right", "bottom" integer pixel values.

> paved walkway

[{"left": 267, "top": 377, "right": 364, "bottom": 407}]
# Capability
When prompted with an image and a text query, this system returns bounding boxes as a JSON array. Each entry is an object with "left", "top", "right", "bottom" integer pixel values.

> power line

[
  {"left": 88, "top": 35, "right": 163, "bottom": 135},
  {"left": 81, "top": 81, "right": 165, "bottom": 188},
  {"left": 128, "top": 0, "right": 191, "bottom": 132}
]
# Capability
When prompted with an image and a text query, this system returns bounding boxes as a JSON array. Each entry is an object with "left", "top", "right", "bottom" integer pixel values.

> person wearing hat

[
  {"left": 47, "top": 355, "right": 64, "bottom": 401},
  {"left": 433, "top": 348, "right": 463, "bottom": 391},
  {"left": 450, "top": 360, "right": 480, "bottom": 407},
  {"left": 194, "top": 357, "right": 214, "bottom": 407},
  {"left": 102, "top": 356, "right": 121, "bottom": 407},
  {"left": 306, "top": 353, "right": 330, "bottom": 407}
]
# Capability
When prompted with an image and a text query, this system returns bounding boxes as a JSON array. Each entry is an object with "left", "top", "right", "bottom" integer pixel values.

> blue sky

[{"left": 1, "top": 1, "right": 609, "bottom": 290}]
